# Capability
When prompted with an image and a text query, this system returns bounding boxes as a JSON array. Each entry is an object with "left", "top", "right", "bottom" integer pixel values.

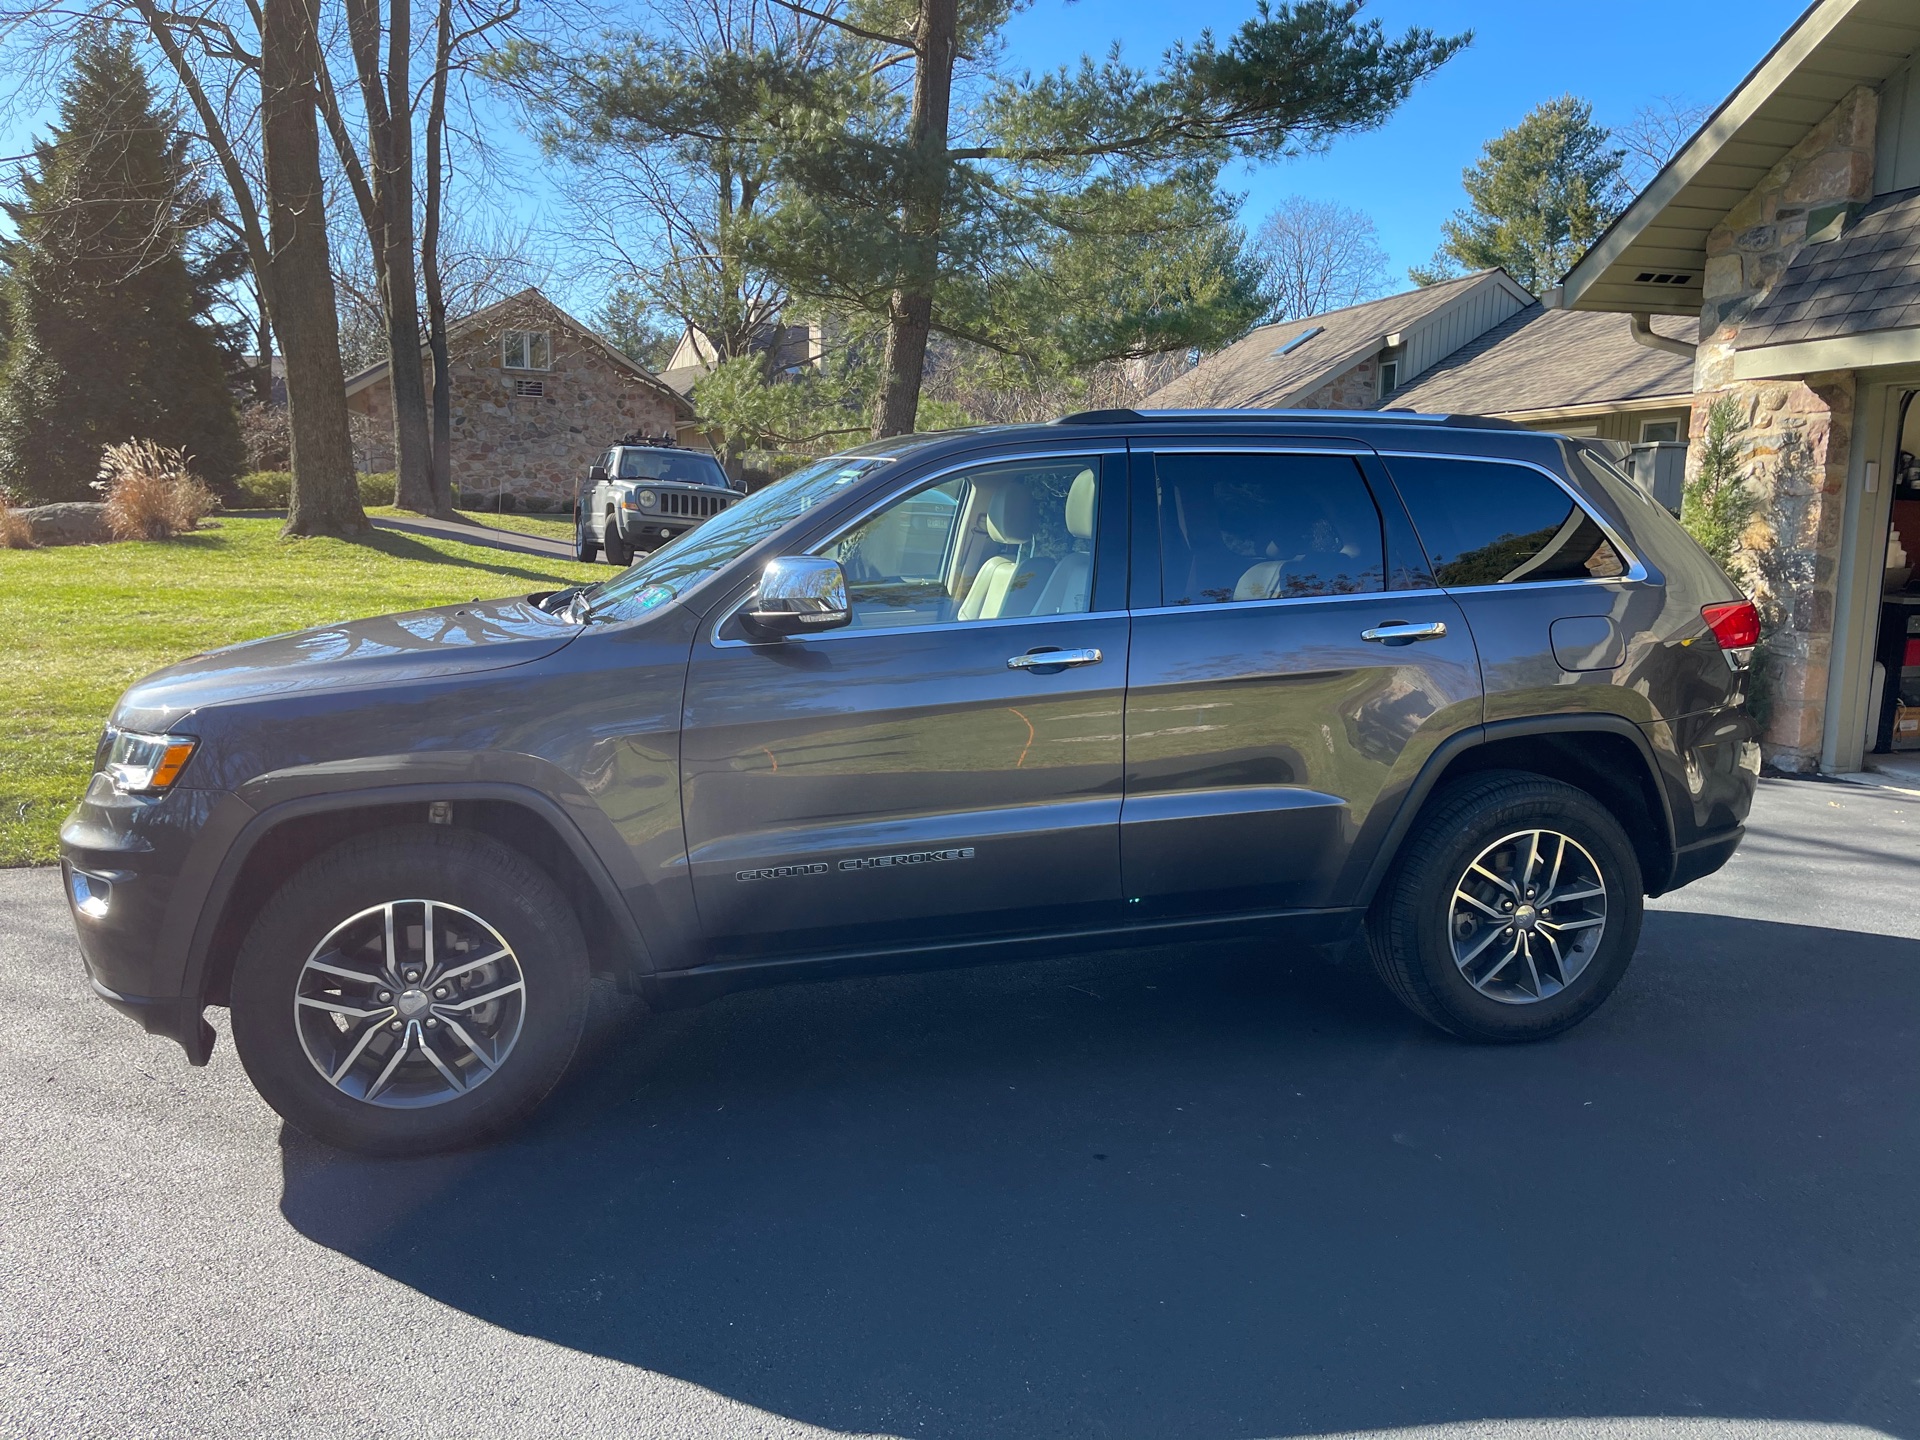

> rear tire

[
  {"left": 602, "top": 512, "right": 633, "bottom": 567},
  {"left": 1366, "top": 770, "right": 1643, "bottom": 1042},
  {"left": 229, "top": 826, "right": 590, "bottom": 1155},
  {"left": 573, "top": 504, "right": 598, "bottom": 563}
]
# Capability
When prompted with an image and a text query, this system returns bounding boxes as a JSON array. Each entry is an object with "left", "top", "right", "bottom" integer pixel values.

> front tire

[
  {"left": 601, "top": 512, "right": 633, "bottom": 567},
  {"left": 1366, "top": 770, "right": 1643, "bottom": 1042},
  {"left": 229, "top": 826, "right": 590, "bottom": 1155},
  {"left": 573, "top": 503, "right": 599, "bottom": 563}
]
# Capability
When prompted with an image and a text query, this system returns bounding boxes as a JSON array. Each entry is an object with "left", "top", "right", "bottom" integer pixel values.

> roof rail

[
  {"left": 1053, "top": 408, "right": 1145, "bottom": 424},
  {"left": 1137, "top": 407, "right": 1453, "bottom": 423},
  {"left": 1052, "top": 407, "right": 1528, "bottom": 430}
]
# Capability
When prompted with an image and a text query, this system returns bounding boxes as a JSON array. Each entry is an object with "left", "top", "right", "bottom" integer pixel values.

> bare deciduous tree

[
  {"left": 489, "top": 0, "right": 841, "bottom": 378},
  {"left": 313, "top": 0, "right": 522, "bottom": 516},
  {"left": 1248, "top": 196, "right": 1393, "bottom": 323},
  {"left": 1619, "top": 94, "right": 1709, "bottom": 192},
  {"left": 262, "top": 0, "right": 365, "bottom": 534}
]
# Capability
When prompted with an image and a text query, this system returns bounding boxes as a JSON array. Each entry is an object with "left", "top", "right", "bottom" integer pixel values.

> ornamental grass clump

[
  {"left": 94, "top": 439, "right": 215, "bottom": 540},
  {"left": 0, "top": 488, "right": 32, "bottom": 548}
]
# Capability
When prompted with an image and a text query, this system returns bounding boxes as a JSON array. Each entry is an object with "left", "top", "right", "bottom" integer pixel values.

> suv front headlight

[
  {"left": 104, "top": 728, "right": 197, "bottom": 794},
  {"left": 637, "top": 489, "right": 658, "bottom": 509}
]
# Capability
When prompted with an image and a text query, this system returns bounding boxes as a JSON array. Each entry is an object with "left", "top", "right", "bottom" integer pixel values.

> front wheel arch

[{"left": 190, "top": 789, "right": 650, "bottom": 1010}]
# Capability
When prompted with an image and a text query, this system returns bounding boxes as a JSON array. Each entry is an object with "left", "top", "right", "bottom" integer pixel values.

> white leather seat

[
  {"left": 1029, "top": 469, "right": 1097, "bottom": 615},
  {"left": 958, "top": 486, "right": 1054, "bottom": 621},
  {"left": 1233, "top": 559, "right": 1285, "bottom": 601}
]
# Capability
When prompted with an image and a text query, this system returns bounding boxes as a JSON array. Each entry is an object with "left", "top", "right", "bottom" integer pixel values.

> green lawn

[{"left": 0, "top": 517, "right": 601, "bottom": 866}]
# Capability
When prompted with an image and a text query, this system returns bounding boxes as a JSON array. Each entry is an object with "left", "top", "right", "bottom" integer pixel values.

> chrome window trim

[
  {"left": 1124, "top": 575, "right": 1642, "bottom": 621},
  {"left": 708, "top": 446, "right": 1117, "bottom": 650},
  {"left": 1370, "top": 449, "right": 1650, "bottom": 587},
  {"left": 1129, "top": 595, "right": 1397, "bottom": 620},
  {"left": 713, "top": 606, "right": 1131, "bottom": 649}
]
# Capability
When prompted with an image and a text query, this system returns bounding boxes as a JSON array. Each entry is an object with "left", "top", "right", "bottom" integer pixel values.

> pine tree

[
  {"left": 512, "top": 0, "right": 1468, "bottom": 439},
  {"left": 1411, "top": 95, "right": 1627, "bottom": 292},
  {"left": 0, "top": 31, "right": 243, "bottom": 503}
]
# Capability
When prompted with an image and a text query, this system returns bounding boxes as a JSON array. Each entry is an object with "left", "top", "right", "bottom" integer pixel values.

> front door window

[{"left": 820, "top": 458, "right": 1099, "bottom": 629}]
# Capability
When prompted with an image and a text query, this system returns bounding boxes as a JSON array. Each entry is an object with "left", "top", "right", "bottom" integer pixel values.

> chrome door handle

[
  {"left": 1361, "top": 621, "right": 1449, "bottom": 644},
  {"left": 1008, "top": 647, "right": 1103, "bottom": 670}
]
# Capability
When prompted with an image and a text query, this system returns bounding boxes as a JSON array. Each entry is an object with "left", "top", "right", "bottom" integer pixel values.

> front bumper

[
  {"left": 619, "top": 518, "right": 689, "bottom": 546},
  {"left": 88, "top": 977, "right": 217, "bottom": 1065},
  {"left": 60, "top": 776, "right": 253, "bottom": 1064},
  {"left": 1665, "top": 824, "right": 1745, "bottom": 891}
]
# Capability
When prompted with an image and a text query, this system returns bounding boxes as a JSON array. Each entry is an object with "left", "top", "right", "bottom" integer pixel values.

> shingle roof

[
  {"left": 1382, "top": 304, "right": 1695, "bottom": 415},
  {"left": 1738, "top": 185, "right": 1920, "bottom": 350},
  {"left": 1145, "top": 271, "right": 1510, "bottom": 409}
]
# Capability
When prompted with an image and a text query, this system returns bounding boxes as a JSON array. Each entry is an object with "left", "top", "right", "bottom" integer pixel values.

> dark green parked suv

[{"left": 61, "top": 409, "right": 1760, "bottom": 1154}]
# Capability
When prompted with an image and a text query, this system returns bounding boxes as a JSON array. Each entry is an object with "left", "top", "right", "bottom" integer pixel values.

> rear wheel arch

[
  {"left": 191, "top": 789, "right": 648, "bottom": 1009},
  {"left": 1363, "top": 718, "right": 1675, "bottom": 905}
]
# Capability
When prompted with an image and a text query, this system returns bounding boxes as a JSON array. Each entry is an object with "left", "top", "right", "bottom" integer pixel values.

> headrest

[
  {"left": 985, "top": 485, "right": 1036, "bottom": 544},
  {"left": 1065, "top": 469, "right": 1096, "bottom": 541}
]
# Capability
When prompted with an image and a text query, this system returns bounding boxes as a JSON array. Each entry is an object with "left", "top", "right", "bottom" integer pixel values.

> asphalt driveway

[{"left": 2, "top": 777, "right": 1917, "bottom": 1439}]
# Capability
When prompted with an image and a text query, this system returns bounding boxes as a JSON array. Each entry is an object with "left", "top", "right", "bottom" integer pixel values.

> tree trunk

[
  {"left": 253, "top": 305, "right": 275, "bottom": 407},
  {"left": 345, "top": 0, "right": 439, "bottom": 517},
  {"left": 423, "top": 0, "right": 455, "bottom": 512},
  {"left": 871, "top": 0, "right": 957, "bottom": 440},
  {"left": 261, "top": 0, "right": 366, "bottom": 537}
]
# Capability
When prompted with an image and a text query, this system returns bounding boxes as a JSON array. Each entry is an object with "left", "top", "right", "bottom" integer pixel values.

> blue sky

[{"left": 999, "top": 0, "right": 1814, "bottom": 284}]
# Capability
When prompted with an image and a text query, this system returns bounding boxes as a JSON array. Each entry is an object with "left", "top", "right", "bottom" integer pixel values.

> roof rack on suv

[{"left": 1051, "top": 407, "right": 1521, "bottom": 429}]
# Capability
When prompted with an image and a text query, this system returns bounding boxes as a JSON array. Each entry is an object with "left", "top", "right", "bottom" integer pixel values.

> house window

[
  {"left": 513, "top": 378, "right": 546, "bottom": 398},
  {"left": 1377, "top": 359, "right": 1399, "bottom": 397},
  {"left": 503, "top": 330, "right": 550, "bottom": 370},
  {"left": 1640, "top": 418, "right": 1682, "bottom": 443}
]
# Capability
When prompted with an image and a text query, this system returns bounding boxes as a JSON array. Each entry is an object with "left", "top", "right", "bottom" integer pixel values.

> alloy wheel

[
  {"left": 1448, "top": 828, "right": 1608, "bottom": 1005},
  {"left": 293, "top": 899, "right": 527, "bottom": 1107}
]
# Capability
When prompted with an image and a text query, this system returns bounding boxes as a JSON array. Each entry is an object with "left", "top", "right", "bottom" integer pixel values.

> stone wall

[
  {"left": 1689, "top": 85, "right": 1877, "bottom": 769},
  {"left": 1297, "top": 357, "right": 1380, "bottom": 409},
  {"left": 347, "top": 294, "right": 690, "bottom": 510}
]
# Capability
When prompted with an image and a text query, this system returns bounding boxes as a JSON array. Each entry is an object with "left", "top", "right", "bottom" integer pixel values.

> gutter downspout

[{"left": 1630, "top": 311, "right": 1697, "bottom": 361}]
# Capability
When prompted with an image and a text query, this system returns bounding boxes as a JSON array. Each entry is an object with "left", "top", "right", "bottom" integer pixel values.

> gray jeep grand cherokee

[{"left": 61, "top": 410, "right": 1760, "bottom": 1154}]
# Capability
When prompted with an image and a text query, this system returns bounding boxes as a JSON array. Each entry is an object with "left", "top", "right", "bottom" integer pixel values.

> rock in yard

[{"left": 23, "top": 502, "right": 112, "bottom": 546}]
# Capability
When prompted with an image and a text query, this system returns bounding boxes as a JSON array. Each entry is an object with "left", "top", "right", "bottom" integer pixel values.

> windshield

[
  {"left": 616, "top": 449, "right": 729, "bottom": 486},
  {"left": 581, "top": 452, "right": 897, "bottom": 622}
]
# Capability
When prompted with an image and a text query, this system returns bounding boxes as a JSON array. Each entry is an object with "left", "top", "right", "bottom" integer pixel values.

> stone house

[
  {"left": 1554, "top": 0, "right": 1920, "bottom": 774},
  {"left": 1146, "top": 269, "right": 1696, "bottom": 452},
  {"left": 345, "top": 289, "right": 705, "bottom": 509}
]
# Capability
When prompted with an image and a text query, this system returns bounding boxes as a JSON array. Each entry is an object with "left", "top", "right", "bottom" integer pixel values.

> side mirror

[
  {"left": 588, "top": 463, "right": 607, "bottom": 484},
  {"left": 743, "top": 555, "right": 850, "bottom": 639}
]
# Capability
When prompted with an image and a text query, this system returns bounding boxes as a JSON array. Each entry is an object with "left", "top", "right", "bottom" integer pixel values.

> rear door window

[
  {"left": 1381, "top": 455, "right": 1627, "bottom": 587},
  {"left": 1152, "top": 452, "right": 1387, "bottom": 606}
]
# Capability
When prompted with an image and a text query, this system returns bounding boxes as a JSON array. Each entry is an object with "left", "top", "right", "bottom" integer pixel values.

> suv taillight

[{"left": 1701, "top": 600, "right": 1760, "bottom": 651}]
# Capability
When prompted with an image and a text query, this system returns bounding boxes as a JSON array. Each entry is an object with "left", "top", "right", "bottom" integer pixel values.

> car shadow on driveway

[{"left": 279, "top": 910, "right": 1920, "bottom": 1440}]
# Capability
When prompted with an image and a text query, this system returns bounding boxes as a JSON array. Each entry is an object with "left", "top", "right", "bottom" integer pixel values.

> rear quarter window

[{"left": 1381, "top": 455, "right": 1627, "bottom": 587}]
